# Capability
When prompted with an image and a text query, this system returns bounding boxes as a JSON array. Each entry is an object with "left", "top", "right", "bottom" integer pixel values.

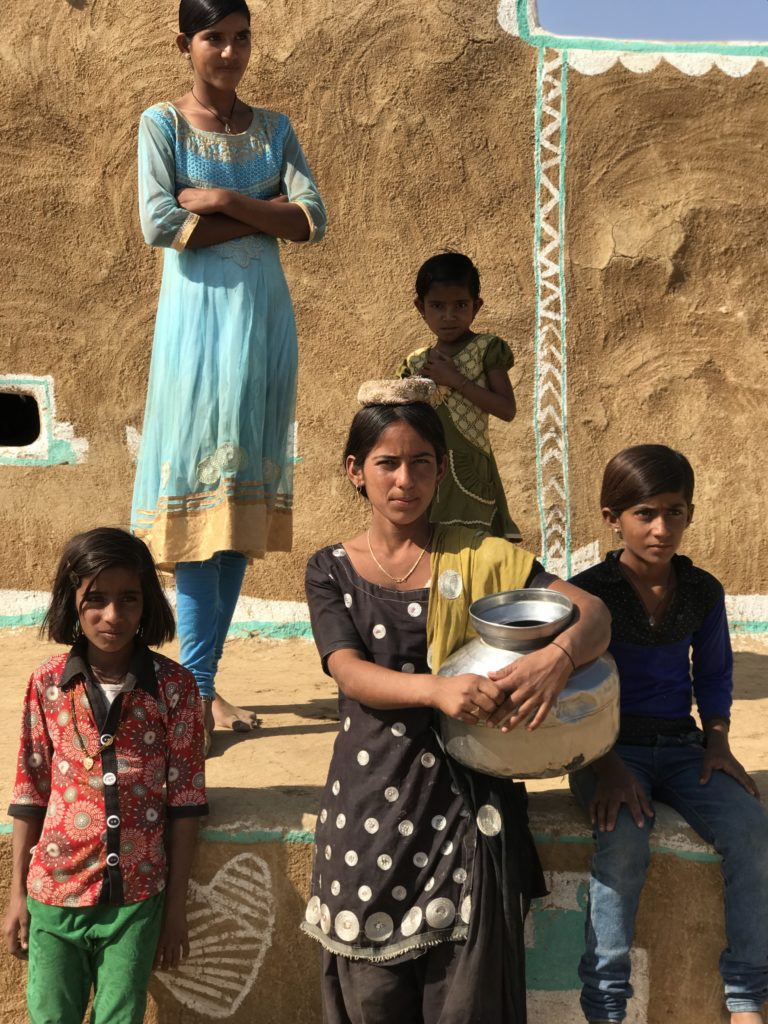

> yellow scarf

[{"left": 426, "top": 524, "right": 536, "bottom": 673}]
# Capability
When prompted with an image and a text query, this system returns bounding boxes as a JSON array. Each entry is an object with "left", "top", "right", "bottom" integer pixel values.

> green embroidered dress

[{"left": 399, "top": 333, "right": 521, "bottom": 541}]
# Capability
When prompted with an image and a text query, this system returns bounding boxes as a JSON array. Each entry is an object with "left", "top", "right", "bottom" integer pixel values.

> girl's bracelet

[
  {"left": 455, "top": 377, "right": 469, "bottom": 396},
  {"left": 550, "top": 640, "right": 576, "bottom": 672}
]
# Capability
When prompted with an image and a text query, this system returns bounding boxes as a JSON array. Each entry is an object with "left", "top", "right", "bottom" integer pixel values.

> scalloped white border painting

[{"left": 498, "top": 0, "right": 768, "bottom": 75}]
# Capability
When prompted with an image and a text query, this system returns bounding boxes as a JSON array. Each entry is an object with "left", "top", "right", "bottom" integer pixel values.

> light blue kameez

[{"left": 131, "top": 102, "right": 326, "bottom": 569}]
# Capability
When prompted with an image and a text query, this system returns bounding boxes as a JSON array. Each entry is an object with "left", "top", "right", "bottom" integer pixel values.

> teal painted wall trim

[
  {"left": 514, "top": 0, "right": 768, "bottom": 56},
  {"left": 0, "top": 611, "right": 46, "bottom": 629},
  {"left": 0, "top": 606, "right": 313, "bottom": 640},
  {"left": 228, "top": 620, "right": 313, "bottom": 640},
  {"left": 730, "top": 620, "right": 768, "bottom": 635},
  {"left": 3, "top": 607, "right": 768, "bottom": 637},
  {"left": 200, "top": 826, "right": 315, "bottom": 845},
  {"left": 0, "top": 376, "right": 85, "bottom": 467},
  {"left": 531, "top": 830, "right": 720, "bottom": 863},
  {"left": 0, "top": 820, "right": 719, "bottom": 863}
]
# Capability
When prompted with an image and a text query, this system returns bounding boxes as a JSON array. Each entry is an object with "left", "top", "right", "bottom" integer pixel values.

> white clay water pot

[{"left": 438, "top": 589, "right": 619, "bottom": 779}]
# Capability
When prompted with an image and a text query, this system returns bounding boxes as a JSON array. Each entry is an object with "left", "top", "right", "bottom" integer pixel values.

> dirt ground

[{"left": 2, "top": 629, "right": 767, "bottom": 824}]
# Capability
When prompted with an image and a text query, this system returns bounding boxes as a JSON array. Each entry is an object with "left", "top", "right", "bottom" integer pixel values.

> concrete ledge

[
  {"left": 0, "top": 793, "right": 727, "bottom": 1024},
  {"left": 1, "top": 632, "right": 764, "bottom": 1023}
]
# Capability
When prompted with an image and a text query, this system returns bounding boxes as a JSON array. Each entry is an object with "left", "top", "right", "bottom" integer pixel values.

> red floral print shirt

[{"left": 9, "top": 641, "right": 208, "bottom": 908}]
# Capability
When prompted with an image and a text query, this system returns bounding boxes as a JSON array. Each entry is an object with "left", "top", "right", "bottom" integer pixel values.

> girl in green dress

[{"left": 398, "top": 252, "right": 522, "bottom": 541}]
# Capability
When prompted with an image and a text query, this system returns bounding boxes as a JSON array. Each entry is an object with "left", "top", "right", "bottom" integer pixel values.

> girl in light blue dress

[{"left": 131, "top": 0, "right": 326, "bottom": 746}]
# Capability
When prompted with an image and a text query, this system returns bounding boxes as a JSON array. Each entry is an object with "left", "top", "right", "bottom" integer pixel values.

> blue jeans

[
  {"left": 570, "top": 738, "right": 768, "bottom": 1021},
  {"left": 175, "top": 551, "right": 247, "bottom": 701}
]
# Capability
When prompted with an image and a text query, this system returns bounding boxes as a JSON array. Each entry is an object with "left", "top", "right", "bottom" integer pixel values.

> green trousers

[{"left": 26, "top": 892, "right": 164, "bottom": 1024}]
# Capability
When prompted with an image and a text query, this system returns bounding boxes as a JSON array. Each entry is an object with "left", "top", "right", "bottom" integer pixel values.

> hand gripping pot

[{"left": 438, "top": 589, "right": 619, "bottom": 779}]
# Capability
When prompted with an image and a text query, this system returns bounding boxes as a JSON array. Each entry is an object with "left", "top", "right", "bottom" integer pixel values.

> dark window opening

[{"left": 0, "top": 392, "right": 41, "bottom": 447}]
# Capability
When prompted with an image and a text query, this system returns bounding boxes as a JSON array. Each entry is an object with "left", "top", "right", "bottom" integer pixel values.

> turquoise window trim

[
  {"left": 512, "top": 0, "right": 768, "bottom": 56},
  {"left": 0, "top": 375, "right": 86, "bottom": 467}
]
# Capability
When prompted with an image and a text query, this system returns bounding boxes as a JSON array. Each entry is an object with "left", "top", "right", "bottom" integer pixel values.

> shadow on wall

[
  {"left": 66, "top": 0, "right": 87, "bottom": 8},
  {"left": 733, "top": 651, "right": 768, "bottom": 700},
  {"left": 202, "top": 784, "right": 325, "bottom": 832}
]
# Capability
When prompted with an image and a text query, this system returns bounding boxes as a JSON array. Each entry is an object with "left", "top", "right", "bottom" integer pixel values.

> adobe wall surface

[
  {"left": 1, "top": 629, "right": 767, "bottom": 1023},
  {"left": 2, "top": 1, "right": 767, "bottom": 614}
]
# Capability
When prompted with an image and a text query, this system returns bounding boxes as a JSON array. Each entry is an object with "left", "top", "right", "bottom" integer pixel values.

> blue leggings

[{"left": 175, "top": 551, "right": 247, "bottom": 701}]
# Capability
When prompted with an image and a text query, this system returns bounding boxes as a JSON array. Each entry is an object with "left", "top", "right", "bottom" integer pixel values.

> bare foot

[
  {"left": 212, "top": 693, "right": 262, "bottom": 732},
  {"left": 731, "top": 1013, "right": 765, "bottom": 1024}
]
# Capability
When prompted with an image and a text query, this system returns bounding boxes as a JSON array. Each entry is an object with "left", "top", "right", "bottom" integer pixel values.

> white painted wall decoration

[
  {"left": 525, "top": 870, "right": 650, "bottom": 1023},
  {"left": 0, "top": 375, "right": 88, "bottom": 466},
  {"left": 154, "top": 852, "right": 276, "bottom": 1018}
]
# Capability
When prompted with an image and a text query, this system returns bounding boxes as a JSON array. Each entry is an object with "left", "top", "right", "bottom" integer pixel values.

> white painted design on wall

[
  {"left": 0, "top": 375, "right": 88, "bottom": 465},
  {"left": 125, "top": 425, "right": 141, "bottom": 460},
  {"left": 155, "top": 852, "right": 275, "bottom": 1018},
  {"left": 725, "top": 594, "right": 768, "bottom": 623},
  {"left": 497, "top": 0, "right": 768, "bottom": 76},
  {"left": 528, "top": 950, "right": 649, "bottom": 1023},
  {"left": 533, "top": 49, "right": 570, "bottom": 577},
  {"left": 566, "top": 49, "right": 768, "bottom": 77},
  {"left": 569, "top": 541, "right": 600, "bottom": 577},
  {"left": 3, "top": 585, "right": 768, "bottom": 633},
  {"left": 525, "top": 870, "right": 650, "bottom": 1023}
]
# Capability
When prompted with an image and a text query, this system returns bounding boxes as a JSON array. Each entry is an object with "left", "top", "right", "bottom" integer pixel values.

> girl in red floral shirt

[{"left": 2, "top": 528, "right": 208, "bottom": 1024}]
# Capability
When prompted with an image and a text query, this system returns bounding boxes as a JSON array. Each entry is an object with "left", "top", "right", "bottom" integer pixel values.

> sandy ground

[{"left": 1, "top": 629, "right": 767, "bottom": 827}]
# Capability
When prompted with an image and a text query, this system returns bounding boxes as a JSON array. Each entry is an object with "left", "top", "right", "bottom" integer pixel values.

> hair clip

[{"left": 67, "top": 568, "right": 80, "bottom": 586}]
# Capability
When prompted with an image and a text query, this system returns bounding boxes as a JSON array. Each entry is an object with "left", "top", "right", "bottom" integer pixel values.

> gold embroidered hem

[
  {"left": 293, "top": 200, "right": 317, "bottom": 243},
  {"left": 134, "top": 495, "right": 292, "bottom": 570},
  {"left": 171, "top": 212, "right": 200, "bottom": 251}
]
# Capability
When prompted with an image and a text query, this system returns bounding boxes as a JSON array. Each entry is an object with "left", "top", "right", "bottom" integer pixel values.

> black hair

[
  {"left": 415, "top": 251, "right": 481, "bottom": 301},
  {"left": 601, "top": 444, "right": 695, "bottom": 514},
  {"left": 42, "top": 527, "right": 176, "bottom": 647},
  {"left": 344, "top": 403, "right": 447, "bottom": 499},
  {"left": 179, "top": 0, "right": 250, "bottom": 36}
]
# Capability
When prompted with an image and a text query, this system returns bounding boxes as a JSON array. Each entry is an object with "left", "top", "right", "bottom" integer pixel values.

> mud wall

[{"left": 1, "top": 0, "right": 767, "bottom": 609}]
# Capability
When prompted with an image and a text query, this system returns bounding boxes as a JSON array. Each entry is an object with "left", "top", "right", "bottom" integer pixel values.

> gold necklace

[
  {"left": 366, "top": 530, "right": 431, "bottom": 584},
  {"left": 191, "top": 89, "right": 238, "bottom": 134}
]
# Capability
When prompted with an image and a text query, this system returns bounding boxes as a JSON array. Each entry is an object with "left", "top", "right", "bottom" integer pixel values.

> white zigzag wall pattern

[{"left": 533, "top": 48, "right": 570, "bottom": 577}]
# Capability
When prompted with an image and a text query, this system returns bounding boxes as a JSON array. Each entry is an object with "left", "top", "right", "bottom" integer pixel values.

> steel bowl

[{"left": 469, "top": 588, "right": 573, "bottom": 652}]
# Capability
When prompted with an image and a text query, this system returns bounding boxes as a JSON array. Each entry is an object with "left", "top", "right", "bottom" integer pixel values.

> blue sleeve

[
  {"left": 137, "top": 110, "right": 199, "bottom": 250},
  {"left": 691, "top": 595, "right": 733, "bottom": 723},
  {"left": 280, "top": 117, "right": 327, "bottom": 244}
]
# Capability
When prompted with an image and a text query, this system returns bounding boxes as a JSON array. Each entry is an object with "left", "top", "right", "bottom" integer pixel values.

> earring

[
  {"left": 354, "top": 483, "right": 364, "bottom": 501},
  {"left": 182, "top": 52, "right": 191, "bottom": 60}
]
